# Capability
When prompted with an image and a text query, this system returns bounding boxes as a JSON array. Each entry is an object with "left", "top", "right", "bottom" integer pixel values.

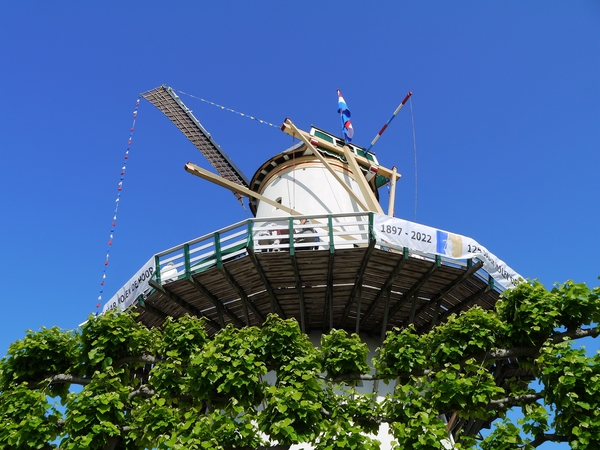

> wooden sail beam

[
  {"left": 185, "top": 162, "right": 302, "bottom": 216},
  {"left": 141, "top": 85, "right": 249, "bottom": 203},
  {"left": 185, "top": 161, "right": 359, "bottom": 243},
  {"left": 283, "top": 120, "right": 371, "bottom": 212},
  {"left": 280, "top": 121, "right": 401, "bottom": 181}
]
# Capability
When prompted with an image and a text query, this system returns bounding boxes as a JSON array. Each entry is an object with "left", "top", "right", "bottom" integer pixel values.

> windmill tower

[{"left": 103, "top": 85, "right": 526, "bottom": 446}]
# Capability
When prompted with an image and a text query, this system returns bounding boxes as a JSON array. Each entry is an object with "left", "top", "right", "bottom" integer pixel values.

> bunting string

[
  {"left": 96, "top": 98, "right": 141, "bottom": 310},
  {"left": 177, "top": 90, "right": 278, "bottom": 128}
]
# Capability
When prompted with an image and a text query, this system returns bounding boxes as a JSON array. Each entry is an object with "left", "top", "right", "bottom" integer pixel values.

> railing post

[
  {"left": 247, "top": 220, "right": 254, "bottom": 250},
  {"left": 154, "top": 255, "right": 161, "bottom": 285},
  {"left": 328, "top": 215, "right": 335, "bottom": 253},
  {"left": 184, "top": 243, "right": 191, "bottom": 279},
  {"left": 368, "top": 212, "right": 374, "bottom": 241},
  {"left": 288, "top": 216, "right": 295, "bottom": 256},
  {"left": 214, "top": 233, "right": 222, "bottom": 269}
]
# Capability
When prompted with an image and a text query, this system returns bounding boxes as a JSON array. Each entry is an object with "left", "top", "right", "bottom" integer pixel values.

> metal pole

[{"left": 366, "top": 91, "right": 412, "bottom": 153}]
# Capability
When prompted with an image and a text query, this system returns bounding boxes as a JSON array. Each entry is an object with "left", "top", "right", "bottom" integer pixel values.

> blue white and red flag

[{"left": 337, "top": 89, "right": 354, "bottom": 142}]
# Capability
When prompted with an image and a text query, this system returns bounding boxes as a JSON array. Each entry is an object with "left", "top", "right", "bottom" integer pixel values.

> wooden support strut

[
  {"left": 339, "top": 239, "right": 376, "bottom": 328},
  {"left": 247, "top": 247, "right": 286, "bottom": 319},
  {"left": 406, "top": 261, "right": 485, "bottom": 332},
  {"left": 341, "top": 145, "right": 384, "bottom": 214},
  {"left": 148, "top": 280, "right": 222, "bottom": 331},
  {"left": 371, "top": 256, "right": 441, "bottom": 334},
  {"left": 283, "top": 119, "right": 371, "bottom": 213},
  {"left": 388, "top": 166, "right": 398, "bottom": 217},
  {"left": 361, "top": 250, "right": 408, "bottom": 325},
  {"left": 218, "top": 265, "right": 266, "bottom": 325},
  {"left": 187, "top": 276, "right": 245, "bottom": 328},
  {"left": 290, "top": 252, "right": 308, "bottom": 333},
  {"left": 138, "top": 298, "right": 168, "bottom": 321}
]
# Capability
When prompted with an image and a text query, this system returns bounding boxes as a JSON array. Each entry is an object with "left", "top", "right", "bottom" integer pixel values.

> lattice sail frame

[{"left": 141, "top": 85, "right": 250, "bottom": 202}]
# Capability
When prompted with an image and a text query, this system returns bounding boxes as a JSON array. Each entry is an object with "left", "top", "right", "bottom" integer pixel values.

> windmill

[
  {"left": 105, "top": 85, "right": 529, "bottom": 445},
  {"left": 141, "top": 85, "right": 396, "bottom": 219}
]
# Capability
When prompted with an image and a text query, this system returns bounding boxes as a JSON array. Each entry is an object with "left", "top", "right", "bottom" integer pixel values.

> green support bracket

[
  {"left": 467, "top": 258, "right": 473, "bottom": 269},
  {"left": 154, "top": 255, "right": 161, "bottom": 285},
  {"left": 435, "top": 254, "right": 441, "bottom": 267},
  {"left": 137, "top": 296, "right": 144, "bottom": 307},
  {"left": 184, "top": 244, "right": 191, "bottom": 279},
  {"left": 368, "top": 212, "right": 374, "bottom": 241},
  {"left": 328, "top": 215, "right": 335, "bottom": 254},
  {"left": 288, "top": 217, "right": 295, "bottom": 256},
  {"left": 214, "top": 233, "right": 223, "bottom": 269},
  {"left": 403, "top": 247, "right": 409, "bottom": 259},
  {"left": 488, "top": 275, "right": 495, "bottom": 290}
]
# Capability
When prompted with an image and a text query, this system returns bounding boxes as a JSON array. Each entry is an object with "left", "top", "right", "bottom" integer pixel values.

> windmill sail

[{"left": 141, "top": 85, "right": 250, "bottom": 202}]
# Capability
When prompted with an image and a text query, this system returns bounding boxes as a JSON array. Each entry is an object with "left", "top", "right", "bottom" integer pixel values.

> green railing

[
  {"left": 151, "top": 212, "right": 373, "bottom": 285},
  {"left": 142, "top": 211, "right": 498, "bottom": 300}
]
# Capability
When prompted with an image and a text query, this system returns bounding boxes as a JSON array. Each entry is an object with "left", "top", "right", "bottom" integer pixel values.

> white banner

[
  {"left": 373, "top": 214, "right": 522, "bottom": 290},
  {"left": 102, "top": 257, "right": 156, "bottom": 313}
]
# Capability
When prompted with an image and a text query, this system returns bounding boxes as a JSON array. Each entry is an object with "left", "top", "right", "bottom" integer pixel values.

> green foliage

[
  {"left": 189, "top": 324, "right": 266, "bottom": 407},
  {"left": 552, "top": 280, "right": 600, "bottom": 330},
  {"left": 427, "top": 307, "right": 506, "bottom": 367},
  {"left": 62, "top": 369, "right": 130, "bottom": 449},
  {"left": 81, "top": 310, "right": 157, "bottom": 377},
  {"left": 320, "top": 329, "right": 369, "bottom": 379},
  {"left": 150, "top": 315, "right": 209, "bottom": 401},
  {"left": 258, "top": 314, "right": 315, "bottom": 370},
  {"left": 374, "top": 324, "right": 427, "bottom": 376},
  {"left": 496, "top": 280, "right": 561, "bottom": 346},
  {"left": 315, "top": 421, "right": 381, "bottom": 450},
  {"left": 384, "top": 376, "right": 451, "bottom": 449},
  {"left": 159, "top": 314, "right": 209, "bottom": 358},
  {"left": 258, "top": 357, "right": 324, "bottom": 444},
  {"left": 428, "top": 360, "right": 504, "bottom": 420},
  {"left": 0, "top": 382, "right": 61, "bottom": 449},
  {"left": 0, "top": 277, "right": 599, "bottom": 449},
  {"left": 538, "top": 340, "right": 600, "bottom": 447},
  {"left": 477, "top": 418, "right": 531, "bottom": 450},
  {"left": 0, "top": 325, "right": 80, "bottom": 396}
]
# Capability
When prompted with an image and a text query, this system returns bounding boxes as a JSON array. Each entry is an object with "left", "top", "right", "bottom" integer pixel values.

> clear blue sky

[{"left": 1, "top": 2, "right": 598, "bottom": 448}]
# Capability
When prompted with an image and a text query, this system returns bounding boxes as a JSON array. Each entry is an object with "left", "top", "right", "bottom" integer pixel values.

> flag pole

[
  {"left": 337, "top": 89, "right": 344, "bottom": 142},
  {"left": 337, "top": 89, "right": 353, "bottom": 143},
  {"left": 365, "top": 91, "right": 412, "bottom": 153}
]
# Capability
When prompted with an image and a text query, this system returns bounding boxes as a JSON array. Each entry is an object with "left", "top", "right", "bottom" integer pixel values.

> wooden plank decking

[{"left": 133, "top": 246, "right": 499, "bottom": 337}]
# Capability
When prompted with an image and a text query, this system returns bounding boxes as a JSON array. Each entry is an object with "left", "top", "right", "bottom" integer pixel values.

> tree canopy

[{"left": 1, "top": 279, "right": 599, "bottom": 449}]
